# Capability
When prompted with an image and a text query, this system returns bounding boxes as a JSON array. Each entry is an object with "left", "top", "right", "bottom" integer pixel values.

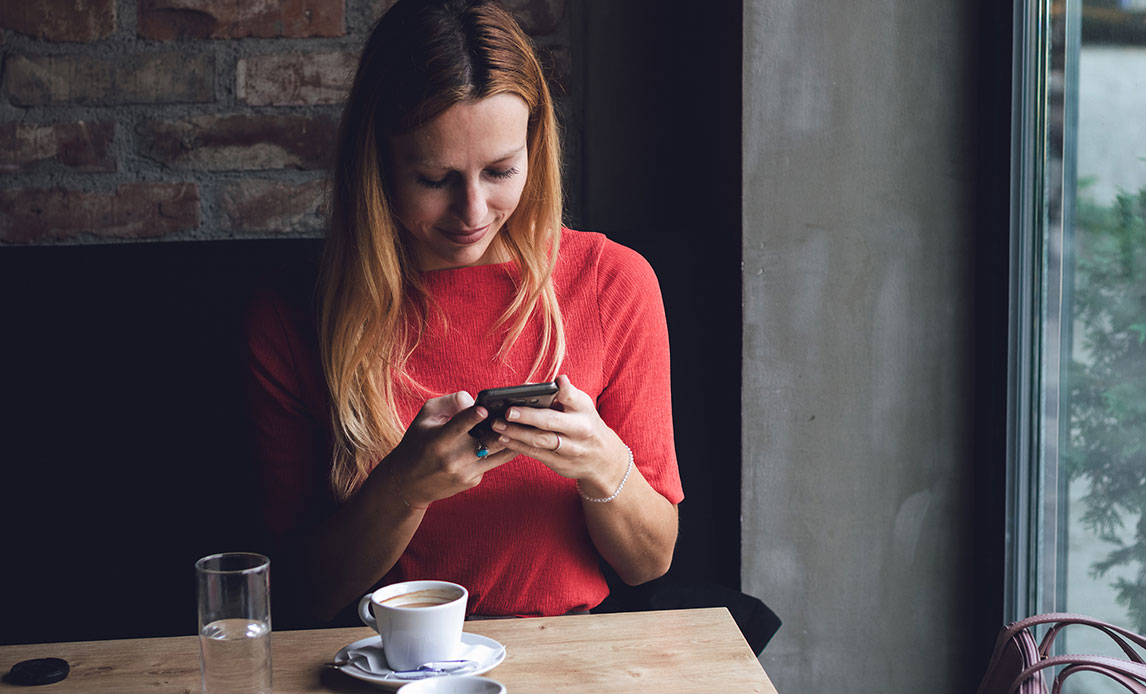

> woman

[{"left": 247, "top": 0, "right": 682, "bottom": 624}]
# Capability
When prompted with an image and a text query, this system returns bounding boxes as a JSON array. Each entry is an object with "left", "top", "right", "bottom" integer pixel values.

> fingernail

[
  {"left": 507, "top": 409, "right": 519, "bottom": 420},
  {"left": 492, "top": 420, "right": 506, "bottom": 432},
  {"left": 476, "top": 406, "right": 488, "bottom": 418},
  {"left": 499, "top": 436, "right": 510, "bottom": 444}
]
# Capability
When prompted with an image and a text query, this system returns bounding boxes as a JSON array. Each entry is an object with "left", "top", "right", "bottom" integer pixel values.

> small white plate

[
  {"left": 398, "top": 676, "right": 507, "bottom": 694},
  {"left": 331, "top": 633, "right": 506, "bottom": 691}
]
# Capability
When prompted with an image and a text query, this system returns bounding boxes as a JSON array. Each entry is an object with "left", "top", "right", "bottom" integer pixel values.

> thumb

[
  {"left": 553, "top": 374, "right": 582, "bottom": 411},
  {"left": 447, "top": 394, "right": 494, "bottom": 437},
  {"left": 413, "top": 391, "right": 474, "bottom": 426}
]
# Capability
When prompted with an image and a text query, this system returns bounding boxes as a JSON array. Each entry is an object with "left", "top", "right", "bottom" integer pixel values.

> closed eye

[
  {"left": 487, "top": 166, "right": 519, "bottom": 180},
  {"left": 416, "top": 165, "right": 519, "bottom": 189},
  {"left": 417, "top": 174, "right": 450, "bottom": 190}
]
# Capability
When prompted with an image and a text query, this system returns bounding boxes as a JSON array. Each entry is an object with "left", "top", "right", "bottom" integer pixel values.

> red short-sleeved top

[{"left": 246, "top": 228, "right": 683, "bottom": 616}]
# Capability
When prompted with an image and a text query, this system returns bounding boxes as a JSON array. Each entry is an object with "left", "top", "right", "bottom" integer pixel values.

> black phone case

[{"left": 468, "top": 382, "right": 558, "bottom": 438}]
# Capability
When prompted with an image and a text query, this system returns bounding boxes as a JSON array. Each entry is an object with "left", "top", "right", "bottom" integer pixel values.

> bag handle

[
  {"left": 978, "top": 621, "right": 1042, "bottom": 694},
  {"left": 1039, "top": 616, "right": 1146, "bottom": 662},
  {"left": 981, "top": 613, "right": 1075, "bottom": 693},
  {"left": 1012, "top": 654, "right": 1146, "bottom": 694},
  {"left": 1053, "top": 662, "right": 1146, "bottom": 694},
  {"left": 976, "top": 632, "right": 1040, "bottom": 694},
  {"left": 999, "top": 613, "right": 1146, "bottom": 663}
]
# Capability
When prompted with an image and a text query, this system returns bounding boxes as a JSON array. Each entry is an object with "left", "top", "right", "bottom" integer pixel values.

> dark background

[{"left": 965, "top": 0, "right": 1014, "bottom": 673}]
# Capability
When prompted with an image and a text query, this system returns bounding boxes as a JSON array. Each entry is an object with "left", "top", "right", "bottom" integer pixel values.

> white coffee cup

[
  {"left": 358, "top": 580, "right": 468, "bottom": 672},
  {"left": 397, "top": 676, "right": 507, "bottom": 694}
]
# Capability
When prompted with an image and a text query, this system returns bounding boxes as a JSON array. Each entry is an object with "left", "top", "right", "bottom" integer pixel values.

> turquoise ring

[{"left": 475, "top": 443, "right": 489, "bottom": 459}]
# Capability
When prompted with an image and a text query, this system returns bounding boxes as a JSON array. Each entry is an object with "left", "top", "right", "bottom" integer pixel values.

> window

[{"left": 1009, "top": 0, "right": 1146, "bottom": 684}]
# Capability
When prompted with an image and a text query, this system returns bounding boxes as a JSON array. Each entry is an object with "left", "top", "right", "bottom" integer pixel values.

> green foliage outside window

[{"left": 1066, "top": 176, "right": 1146, "bottom": 631}]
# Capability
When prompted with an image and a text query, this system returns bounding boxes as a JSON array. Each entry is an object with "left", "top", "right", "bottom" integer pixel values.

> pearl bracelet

[{"left": 577, "top": 445, "right": 634, "bottom": 503}]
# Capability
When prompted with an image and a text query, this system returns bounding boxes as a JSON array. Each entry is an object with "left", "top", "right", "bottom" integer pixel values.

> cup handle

[{"left": 358, "top": 594, "right": 376, "bottom": 628}]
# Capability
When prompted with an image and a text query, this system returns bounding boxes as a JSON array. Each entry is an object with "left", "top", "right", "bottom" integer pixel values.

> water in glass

[{"left": 199, "top": 618, "right": 272, "bottom": 694}]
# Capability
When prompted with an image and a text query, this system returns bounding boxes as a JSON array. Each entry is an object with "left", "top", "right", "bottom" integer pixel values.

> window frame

[{"left": 1006, "top": 0, "right": 1083, "bottom": 624}]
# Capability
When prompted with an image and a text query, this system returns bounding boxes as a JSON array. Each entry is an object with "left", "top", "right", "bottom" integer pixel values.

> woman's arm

[
  {"left": 291, "top": 452, "right": 426, "bottom": 621},
  {"left": 245, "top": 296, "right": 514, "bottom": 622},
  {"left": 492, "top": 375, "right": 678, "bottom": 584},
  {"left": 291, "top": 392, "right": 517, "bottom": 620}
]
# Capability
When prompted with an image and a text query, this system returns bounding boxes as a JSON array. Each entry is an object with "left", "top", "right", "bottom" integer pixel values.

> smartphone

[{"left": 468, "top": 381, "right": 559, "bottom": 438}]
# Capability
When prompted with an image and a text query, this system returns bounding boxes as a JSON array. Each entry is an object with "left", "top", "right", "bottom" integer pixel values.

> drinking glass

[{"left": 196, "top": 552, "right": 271, "bottom": 694}]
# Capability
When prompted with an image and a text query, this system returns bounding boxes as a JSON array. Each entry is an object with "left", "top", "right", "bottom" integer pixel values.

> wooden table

[{"left": 0, "top": 607, "right": 775, "bottom": 693}]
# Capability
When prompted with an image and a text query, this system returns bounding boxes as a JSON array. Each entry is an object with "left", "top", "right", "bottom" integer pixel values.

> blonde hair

[{"left": 319, "top": 0, "right": 565, "bottom": 500}]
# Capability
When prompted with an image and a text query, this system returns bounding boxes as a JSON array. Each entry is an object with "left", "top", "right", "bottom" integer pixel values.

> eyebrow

[{"left": 410, "top": 145, "right": 526, "bottom": 170}]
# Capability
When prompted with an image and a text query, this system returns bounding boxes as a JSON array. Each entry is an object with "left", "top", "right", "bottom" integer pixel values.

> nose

[{"left": 452, "top": 178, "right": 488, "bottom": 228}]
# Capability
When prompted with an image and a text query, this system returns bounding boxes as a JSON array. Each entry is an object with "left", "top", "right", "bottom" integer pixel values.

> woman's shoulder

[
  {"left": 245, "top": 283, "right": 320, "bottom": 372},
  {"left": 558, "top": 227, "right": 660, "bottom": 289},
  {"left": 247, "top": 286, "right": 315, "bottom": 339},
  {"left": 245, "top": 285, "right": 326, "bottom": 420}
]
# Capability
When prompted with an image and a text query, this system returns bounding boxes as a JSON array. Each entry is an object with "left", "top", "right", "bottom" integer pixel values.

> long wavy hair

[{"left": 319, "top": 0, "right": 565, "bottom": 500}]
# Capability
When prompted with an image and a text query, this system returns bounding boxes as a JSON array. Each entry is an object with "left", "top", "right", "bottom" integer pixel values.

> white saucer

[{"left": 332, "top": 633, "right": 506, "bottom": 691}]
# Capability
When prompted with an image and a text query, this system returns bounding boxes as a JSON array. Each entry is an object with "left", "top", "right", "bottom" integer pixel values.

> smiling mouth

[{"left": 438, "top": 225, "right": 490, "bottom": 245}]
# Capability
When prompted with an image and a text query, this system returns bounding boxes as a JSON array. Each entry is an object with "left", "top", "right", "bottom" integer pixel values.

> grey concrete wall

[{"left": 742, "top": 2, "right": 979, "bottom": 691}]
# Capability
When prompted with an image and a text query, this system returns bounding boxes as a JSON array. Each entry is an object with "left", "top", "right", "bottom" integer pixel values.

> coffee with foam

[
  {"left": 379, "top": 587, "right": 461, "bottom": 608},
  {"left": 358, "top": 580, "right": 469, "bottom": 671}
]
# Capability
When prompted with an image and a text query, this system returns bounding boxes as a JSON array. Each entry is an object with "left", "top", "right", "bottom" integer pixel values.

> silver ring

[
  {"left": 552, "top": 434, "right": 562, "bottom": 453},
  {"left": 476, "top": 443, "right": 489, "bottom": 459}
]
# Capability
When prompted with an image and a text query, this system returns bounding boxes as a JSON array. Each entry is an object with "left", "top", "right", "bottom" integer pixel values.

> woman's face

[{"left": 388, "top": 93, "right": 531, "bottom": 271}]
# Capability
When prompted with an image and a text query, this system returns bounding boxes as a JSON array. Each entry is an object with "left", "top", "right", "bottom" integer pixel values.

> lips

[{"left": 438, "top": 224, "right": 490, "bottom": 245}]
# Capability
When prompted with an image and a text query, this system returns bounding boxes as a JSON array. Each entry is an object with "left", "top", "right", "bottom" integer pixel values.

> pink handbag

[{"left": 977, "top": 613, "right": 1146, "bottom": 694}]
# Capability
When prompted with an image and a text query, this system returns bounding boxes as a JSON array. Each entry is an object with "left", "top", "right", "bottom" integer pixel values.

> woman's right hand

[{"left": 382, "top": 391, "right": 517, "bottom": 508}]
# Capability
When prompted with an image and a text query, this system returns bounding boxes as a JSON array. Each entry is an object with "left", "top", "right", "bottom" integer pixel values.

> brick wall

[{"left": 0, "top": 0, "right": 571, "bottom": 245}]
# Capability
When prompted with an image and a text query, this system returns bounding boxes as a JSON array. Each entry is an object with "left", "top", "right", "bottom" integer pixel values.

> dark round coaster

[{"left": 4, "top": 658, "right": 70, "bottom": 685}]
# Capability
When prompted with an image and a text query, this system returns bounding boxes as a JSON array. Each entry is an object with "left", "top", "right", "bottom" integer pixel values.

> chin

[{"left": 435, "top": 249, "right": 488, "bottom": 269}]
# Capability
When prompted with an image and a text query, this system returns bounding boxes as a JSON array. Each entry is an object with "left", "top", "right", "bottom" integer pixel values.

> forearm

[
  {"left": 286, "top": 467, "right": 424, "bottom": 622},
  {"left": 489, "top": 375, "right": 680, "bottom": 585},
  {"left": 277, "top": 394, "right": 514, "bottom": 623},
  {"left": 580, "top": 461, "right": 679, "bottom": 585}
]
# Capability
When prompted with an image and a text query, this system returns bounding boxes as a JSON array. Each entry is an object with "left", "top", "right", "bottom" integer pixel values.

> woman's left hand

[
  {"left": 495, "top": 374, "right": 678, "bottom": 586},
  {"left": 490, "top": 374, "right": 629, "bottom": 493}
]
